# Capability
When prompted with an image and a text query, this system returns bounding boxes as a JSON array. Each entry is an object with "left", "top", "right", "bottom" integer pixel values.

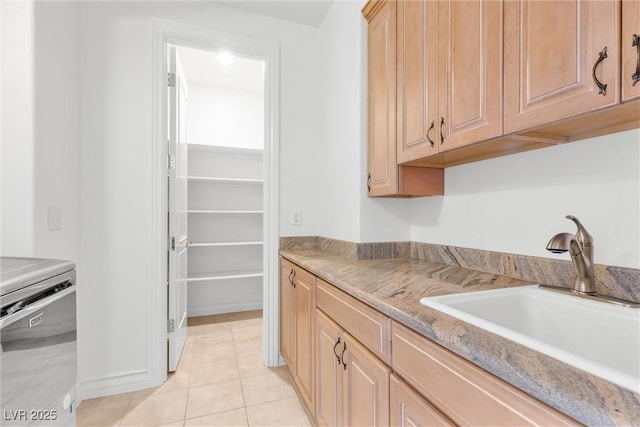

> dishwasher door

[{"left": 1, "top": 270, "right": 77, "bottom": 427}]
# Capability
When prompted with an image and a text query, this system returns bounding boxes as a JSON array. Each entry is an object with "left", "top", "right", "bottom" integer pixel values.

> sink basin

[{"left": 420, "top": 285, "right": 640, "bottom": 393}]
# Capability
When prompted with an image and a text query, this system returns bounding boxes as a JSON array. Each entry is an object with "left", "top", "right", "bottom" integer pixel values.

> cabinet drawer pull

[
  {"left": 426, "top": 120, "right": 435, "bottom": 147},
  {"left": 592, "top": 46, "right": 608, "bottom": 95},
  {"left": 333, "top": 337, "right": 342, "bottom": 364},
  {"left": 632, "top": 34, "right": 640, "bottom": 86},
  {"left": 289, "top": 270, "right": 296, "bottom": 287},
  {"left": 341, "top": 342, "right": 347, "bottom": 370},
  {"left": 439, "top": 117, "right": 445, "bottom": 145},
  {"left": 367, "top": 173, "right": 371, "bottom": 192}
]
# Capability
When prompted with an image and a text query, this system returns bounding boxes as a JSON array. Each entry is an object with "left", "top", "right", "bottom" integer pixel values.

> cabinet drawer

[
  {"left": 316, "top": 279, "right": 391, "bottom": 364},
  {"left": 391, "top": 322, "right": 579, "bottom": 426}
]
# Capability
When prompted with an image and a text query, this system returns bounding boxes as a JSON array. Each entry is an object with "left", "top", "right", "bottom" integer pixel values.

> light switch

[
  {"left": 292, "top": 210, "right": 302, "bottom": 226},
  {"left": 48, "top": 206, "right": 62, "bottom": 231}
]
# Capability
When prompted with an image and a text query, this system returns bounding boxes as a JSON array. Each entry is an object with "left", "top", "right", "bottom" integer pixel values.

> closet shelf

[
  {"left": 188, "top": 176, "right": 263, "bottom": 184},
  {"left": 188, "top": 210, "right": 263, "bottom": 214},
  {"left": 187, "top": 271, "right": 264, "bottom": 282},
  {"left": 189, "top": 241, "right": 263, "bottom": 247}
]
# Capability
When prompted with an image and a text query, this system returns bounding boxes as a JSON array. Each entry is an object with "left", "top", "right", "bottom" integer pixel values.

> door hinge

[
  {"left": 168, "top": 154, "right": 176, "bottom": 170},
  {"left": 168, "top": 72, "right": 176, "bottom": 88},
  {"left": 167, "top": 318, "right": 175, "bottom": 333},
  {"left": 170, "top": 237, "right": 176, "bottom": 251}
]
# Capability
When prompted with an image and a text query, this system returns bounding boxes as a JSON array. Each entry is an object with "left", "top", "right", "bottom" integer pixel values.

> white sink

[{"left": 420, "top": 285, "right": 640, "bottom": 393}]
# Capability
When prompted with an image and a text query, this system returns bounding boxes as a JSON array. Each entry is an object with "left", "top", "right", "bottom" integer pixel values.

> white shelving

[{"left": 187, "top": 143, "right": 264, "bottom": 316}]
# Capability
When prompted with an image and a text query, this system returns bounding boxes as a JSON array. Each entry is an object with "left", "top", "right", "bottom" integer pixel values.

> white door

[{"left": 167, "top": 45, "right": 189, "bottom": 372}]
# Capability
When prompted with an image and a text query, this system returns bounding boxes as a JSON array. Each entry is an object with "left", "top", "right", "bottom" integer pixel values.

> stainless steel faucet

[
  {"left": 542, "top": 215, "right": 639, "bottom": 307},
  {"left": 546, "top": 215, "right": 596, "bottom": 294}
]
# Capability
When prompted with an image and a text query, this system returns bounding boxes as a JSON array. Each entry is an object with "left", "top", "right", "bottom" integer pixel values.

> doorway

[{"left": 152, "top": 21, "right": 281, "bottom": 386}]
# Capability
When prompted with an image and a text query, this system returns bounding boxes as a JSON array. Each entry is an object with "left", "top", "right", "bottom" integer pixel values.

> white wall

[
  {"left": 317, "top": 0, "right": 410, "bottom": 243},
  {"left": 410, "top": 129, "right": 640, "bottom": 269},
  {"left": 79, "top": 1, "right": 321, "bottom": 397},
  {"left": 1, "top": 1, "right": 81, "bottom": 262},
  {"left": 187, "top": 83, "right": 264, "bottom": 149}
]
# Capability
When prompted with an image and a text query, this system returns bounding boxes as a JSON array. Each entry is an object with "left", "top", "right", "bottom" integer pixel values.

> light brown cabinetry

[
  {"left": 390, "top": 374, "right": 453, "bottom": 427},
  {"left": 315, "top": 309, "right": 390, "bottom": 427},
  {"left": 504, "top": 0, "right": 620, "bottom": 133},
  {"left": 279, "top": 258, "right": 315, "bottom": 413},
  {"left": 397, "top": 0, "right": 502, "bottom": 161},
  {"left": 622, "top": 0, "right": 640, "bottom": 102},
  {"left": 364, "top": 0, "right": 444, "bottom": 198},
  {"left": 391, "top": 321, "right": 579, "bottom": 426}
]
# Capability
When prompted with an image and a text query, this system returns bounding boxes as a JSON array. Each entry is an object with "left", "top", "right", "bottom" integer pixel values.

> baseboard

[
  {"left": 79, "top": 369, "right": 153, "bottom": 401},
  {"left": 187, "top": 300, "right": 263, "bottom": 317}
]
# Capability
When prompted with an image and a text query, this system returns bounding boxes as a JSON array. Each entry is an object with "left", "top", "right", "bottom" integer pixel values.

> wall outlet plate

[{"left": 292, "top": 210, "right": 302, "bottom": 226}]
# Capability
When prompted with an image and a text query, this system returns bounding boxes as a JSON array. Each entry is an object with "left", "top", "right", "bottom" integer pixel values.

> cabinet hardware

[
  {"left": 440, "top": 117, "right": 445, "bottom": 144},
  {"left": 632, "top": 34, "right": 640, "bottom": 86},
  {"left": 291, "top": 270, "right": 296, "bottom": 288},
  {"left": 367, "top": 173, "right": 371, "bottom": 192},
  {"left": 341, "top": 342, "right": 347, "bottom": 370},
  {"left": 426, "top": 120, "right": 435, "bottom": 147},
  {"left": 592, "top": 47, "right": 608, "bottom": 95},
  {"left": 288, "top": 270, "right": 294, "bottom": 286},
  {"left": 333, "top": 337, "right": 342, "bottom": 365}
]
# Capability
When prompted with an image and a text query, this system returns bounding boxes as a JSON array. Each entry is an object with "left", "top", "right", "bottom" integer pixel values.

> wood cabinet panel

[
  {"left": 294, "top": 267, "right": 316, "bottom": 410},
  {"left": 396, "top": 0, "right": 439, "bottom": 162},
  {"left": 622, "top": 0, "right": 640, "bottom": 102},
  {"left": 390, "top": 374, "right": 453, "bottom": 427},
  {"left": 504, "top": 0, "right": 620, "bottom": 133},
  {"left": 366, "top": 0, "right": 398, "bottom": 196},
  {"left": 316, "top": 279, "right": 391, "bottom": 364},
  {"left": 315, "top": 310, "right": 343, "bottom": 427},
  {"left": 279, "top": 258, "right": 295, "bottom": 367},
  {"left": 391, "top": 322, "right": 579, "bottom": 426},
  {"left": 438, "top": 0, "right": 503, "bottom": 151},
  {"left": 342, "top": 333, "right": 390, "bottom": 427}
]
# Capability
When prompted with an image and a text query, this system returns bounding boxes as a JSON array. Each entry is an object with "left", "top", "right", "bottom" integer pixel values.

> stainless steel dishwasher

[{"left": 1, "top": 257, "right": 77, "bottom": 427}]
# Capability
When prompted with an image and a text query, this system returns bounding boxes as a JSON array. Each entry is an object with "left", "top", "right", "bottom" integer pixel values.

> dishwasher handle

[{"left": 0, "top": 285, "right": 76, "bottom": 328}]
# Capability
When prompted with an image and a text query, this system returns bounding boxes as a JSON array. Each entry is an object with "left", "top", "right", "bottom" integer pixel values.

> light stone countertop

[{"left": 280, "top": 249, "right": 640, "bottom": 427}]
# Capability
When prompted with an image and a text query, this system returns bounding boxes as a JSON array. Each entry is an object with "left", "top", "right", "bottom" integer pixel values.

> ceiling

[
  {"left": 214, "top": 0, "right": 334, "bottom": 27},
  {"left": 177, "top": 46, "right": 265, "bottom": 93}
]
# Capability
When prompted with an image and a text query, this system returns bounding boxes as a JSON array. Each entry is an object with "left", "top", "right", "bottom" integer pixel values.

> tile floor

[{"left": 77, "top": 311, "right": 312, "bottom": 427}]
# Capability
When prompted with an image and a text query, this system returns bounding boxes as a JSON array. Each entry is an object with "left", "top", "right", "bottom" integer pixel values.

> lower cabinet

[
  {"left": 316, "top": 309, "right": 390, "bottom": 427},
  {"left": 390, "top": 374, "right": 453, "bottom": 427}
]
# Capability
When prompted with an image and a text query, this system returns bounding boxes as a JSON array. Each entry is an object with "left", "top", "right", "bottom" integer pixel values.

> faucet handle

[{"left": 565, "top": 215, "right": 593, "bottom": 247}]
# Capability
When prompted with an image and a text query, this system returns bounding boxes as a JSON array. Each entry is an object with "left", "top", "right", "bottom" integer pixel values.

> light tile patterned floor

[{"left": 77, "top": 311, "right": 312, "bottom": 427}]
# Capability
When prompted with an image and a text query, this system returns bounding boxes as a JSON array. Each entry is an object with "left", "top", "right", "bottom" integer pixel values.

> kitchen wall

[
  {"left": 78, "top": 1, "right": 322, "bottom": 397},
  {"left": 0, "top": 1, "right": 81, "bottom": 262}
]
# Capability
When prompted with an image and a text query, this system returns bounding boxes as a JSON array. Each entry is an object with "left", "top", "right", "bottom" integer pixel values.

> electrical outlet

[
  {"left": 292, "top": 210, "right": 302, "bottom": 226},
  {"left": 48, "top": 206, "right": 62, "bottom": 231}
]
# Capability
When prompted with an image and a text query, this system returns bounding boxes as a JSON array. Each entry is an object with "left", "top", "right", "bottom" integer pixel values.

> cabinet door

[
  {"left": 622, "top": 0, "right": 640, "bottom": 102},
  {"left": 279, "top": 259, "right": 295, "bottom": 367},
  {"left": 294, "top": 267, "right": 316, "bottom": 412},
  {"left": 390, "top": 374, "right": 453, "bottom": 427},
  {"left": 342, "top": 332, "right": 390, "bottom": 427},
  {"left": 504, "top": 0, "right": 620, "bottom": 133},
  {"left": 316, "top": 310, "right": 343, "bottom": 427},
  {"left": 396, "top": 0, "right": 439, "bottom": 163},
  {"left": 366, "top": 0, "right": 398, "bottom": 196},
  {"left": 438, "top": 0, "right": 503, "bottom": 151}
]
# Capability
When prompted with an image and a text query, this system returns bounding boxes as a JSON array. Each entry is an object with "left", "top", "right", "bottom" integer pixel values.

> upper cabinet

[
  {"left": 622, "top": 0, "right": 640, "bottom": 102},
  {"left": 364, "top": 0, "right": 445, "bottom": 198},
  {"left": 437, "top": 0, "right": 503, "bottom": 152},
  {"left": 397, "top": 0, "right": 503, "bottom": 161},
  {"left": 504, "top": 0, "right": 620, "bottom": 133}
]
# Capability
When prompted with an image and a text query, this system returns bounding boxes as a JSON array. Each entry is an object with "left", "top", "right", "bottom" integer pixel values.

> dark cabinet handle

[
  {"left": 341, "top": 342, "right": 347, "bottom": 370},
  {"left": 592, "top": 47, "right": 608, "bottom": 95},
  {"left": 632, "top": 34, "right": 640, "bottom": 86},
  {"left": 333, "top": 338, "right": 342, "bottom": 365},
  {"left": 426, "top": 120, "right": 435, "bottom": 147},
  {"left": 367, "top": 173, "right": 371, "bottom": 192},
  {"left": 440, "top": 117, "right": 445, "bottom": 145},
  {"left": 288, "top": 270, "right": 296, "bottom": 288}
]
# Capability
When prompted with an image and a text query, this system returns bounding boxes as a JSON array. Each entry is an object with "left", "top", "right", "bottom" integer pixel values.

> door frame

[{"left": 150, "top": 19, "right": 281, "bottom": 385}]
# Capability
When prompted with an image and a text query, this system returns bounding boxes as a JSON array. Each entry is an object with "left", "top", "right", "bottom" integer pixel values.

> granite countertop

[{"left": 280, "top": 248, "right": 640, "bottom": 426}]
